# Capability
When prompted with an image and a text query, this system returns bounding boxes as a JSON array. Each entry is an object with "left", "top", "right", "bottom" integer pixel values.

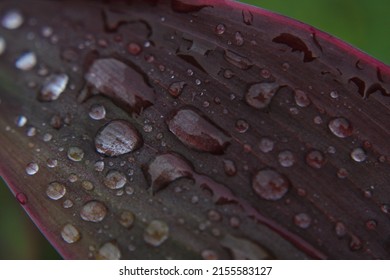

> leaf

[{"left": 0, "top": 0, "right": 389, "bottom": 259}]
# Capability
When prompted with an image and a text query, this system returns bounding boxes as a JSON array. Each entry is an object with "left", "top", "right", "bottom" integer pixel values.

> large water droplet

[
  {"left": 328, "top": 117, "right": 353, "bottom": 138},
  {"left": 293, "top": 213, "right": 312, "bottom": 229},
  {"left": 97, "top": 242, "right": 121, "bottom": 260},
  {"left": 245, "top": 82, "right": 279, "bottom": 109},
  {"left": 61, "top": 224, "right": 81, "bottom": 244},
  {"left": 15, "top": 52, "right": 37, "bottom": 71},
  {"left": 144, "top": 220, "right": 169, "bottom": 247},
  {"left": 252, "top": 169, "right": 290, "bottom": 201},
  {"left": 39, "top": 74, "right": 69, "bottom": 101},
  {"left": 46, "top": 182, "right": 66, "bottom": 200},
  {"left": 350, "top": 147, "right": 367, "bottom": 162},
  {"left": 80, "top": 200, "right": 107, "bottom": 222},
  {"left": 67, "top": 147, "right": 84, "bottom": 162},
  {"left": 168, "top": 81, "right": 186, "bottom": 98},
  {"left": 223, "top": 159, "right": 237, "bottom": 176},
  {"left": 104, "top": 170, "right": 127, "bottom": 190},
  {"left": 89, "top": 104, "right": 106, "bottom": 120},
  {"left": 305, "top": 150, "right": 326, "bottom": 169},
  {"left": 167, "top": 107, "right": 230, "bottom": 154},
  {"left": 2, "top": 10, "right": 24, "bottom": 30},
  {"left": 95, "top": 120, "right": 143, "bottom": 157},
  {"left": 278, "top": 150, "right": 295, "bottom": 167},
  {"left": 25, "top": 162, "right": 39, "bottom": 175},
  {"left": 118, "top": 210, "right": 135, "bottom": 228}
]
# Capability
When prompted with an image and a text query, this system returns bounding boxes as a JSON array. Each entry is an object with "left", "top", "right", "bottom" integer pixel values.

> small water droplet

[
  {"left": 294, "top": 89, "right": 311, "bottom": 107},
  {"left": 349, "top": 235, "right": 362, "bottom": 251},
  {"left": 365, "top": 219, "right": 377, "bottom": 230},
  {"left": 245, "top": 82, "right": 279, "bottom": 109},
  {"left": 223, "top": 159, "right": 237, "bottom": 176},
  {"left": 94, "top": 160, "right": 105, "bottom": 172},
  {"left": 95, "top": 120, "right": 143, "bottom": 157},
  {"left": 2, "top": 10, "right": 24, "bottom": 30},
  {"left": 42, "top": 133, "right": 53, "bottom": 142},
  {"left": 229, "top": 216, "right": 240, "bottom": 228},
  {"left": 39, "top": 73, "right": 69, "bottom": 101},
  {"left": 67, "top": 147, "right": 84, "bottom": 162},
  {"left": 294, "top": 213, "right": 312, "bottom": 229},
  {"left": 259, "top": 137, "right": 274, "bottom": 153},
  {"left": 16, "top": 192, "right": 28, "bottom": 205},
  {"left": 335, "top": 222, "right": 347, "bottom": 237},
  {"left": 88, "top": 104, "right": 106, "bottom": 120},
  {"left": 41, "top": 26, "right": 53, "bottom": 37},
  {"left": 127, "top": 42, "right": 142, "bottom": 55},
  {"left": 15, "top": 115, "right": 27, "bottom": 127},
  {"left": 104, "top": 170, "right": 127, "bottom": 189},
  {"left": 118, "top": 211, "right": 135, "bottom": 228},
  {"left": 144, "top": 220, "right": 169, "bottom": 247},
  {"left": 46, "top": 182, "right": 66, "bottom": 200},
  {"left": 0, "top": 36, "right": 6, "bottom": 55},
  {"left": 61, "top": 224, "right": 80, "bottom": 244},
  {"left": 337, "top": 168, "right": 349, "bottom": 179},
  {"left": 168, "top": 81, "right": 186, "bottom": 98},
  {"left": 47, "top": 158, "right": 58, "bottom": 168},
  {"left": 380, "top": 204, "right": 390, "bottom": 214},
  {"left": 68, "top": 173, "right": 78, "bottom": 183},
  {"left": 25, "top": 162, "right": 39, "bottom": 175},
  {"left": 81, "top": 180, "right": 94, "bottom": 191},
  {"left": 26, "top": 126, "right": 36, "bottom": 137},
  {"left": 97, "top": 242, "right": 121, "bottom": 260},
  {"left": 242, "top": 10, "right": 253, "bottom": 25},
  {"left": 208, "top": 209, "right": 222, "bottom": 222},
  {"left": 330, "top": 90, "right": 339, "bottom": 99},
  {"left": 313, "top": 116, "right": 323, "bottom": 125},
  {"left": 215, "top": 23, "right": 226, "bottom": 35},
  {"left": 80, "top": 200, "right": 107, "bottom": 222},
  {"left": 63, "top": 199, "right": 73, "bottom": 208},
  {"left": 234, "top": 31, "right": 244, "bottom": 46},
  {"left": 15, "top": 52, "right": 37, "bottom": 71},
  {"left": 278, "top": 150, "right": 295, "bottom": 167},
  {"left": 235, "top": 119, "right": 249, "bottom": 133},
  {"left": 350, "top": 147, "right": 367, "bottom": 162},
  {"left": 223, "top": 69, "right": 234, "bottom": 79},
  {"left": 306, "top": 150, "right": 326, "bottom": 169},
  {"left": 252, "top": 169, "right": 290, "bottom": 201},
  {"left": 328, "top": 117, "right": 353, "bottom": 138},
  {"left": 282, "top": 62, "right": 290, "bottom": 71}
]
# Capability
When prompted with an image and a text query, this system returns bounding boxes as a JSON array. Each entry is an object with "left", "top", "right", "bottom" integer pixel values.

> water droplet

[
  {"left": 328, "top": 117, "right": 353, "bottom": 138},
  {"left": 0, "top": 36, "right": 5, "bottom": 55},
  {"left": 46, "top": 182, "right": 66, "bottom": 200},
  {"left": 25, "top": 162, "right": 39, "bottom": 175},
  {"left": 80, "top": 200, "right": 107, "bottom": 222},
  {"left": 81, "top": 180, "right": 94, "bottom": 191},
  {"left": 89, "top": 104, "right": 106, "bottom": 120},
  {"left": 293, "top": 213, "right": 312, "bottom": 229},
  {"left": 313, "top": 116, "right": 323, "bottom": 125},
  {"left": 380, "top": 204, "right": 390, "bottom": 214},
  {"left": 97, "top": 242, "right": 121, "bottom": 260},
  {"left": 252, "top": 169, "right": 290, "bottom": 201},
  {"left": 242, "top": 10, "right": 253, "bottom": 25},
  {"left": 94, "top": 160, "right": 105, "bottom": 172},
  {"left": 259, "top": 137, "right": 274, "bottom": 153},
  {"left": 63, "top": 199, "right": 73, "bottom": 209},
  {"left": 223, "top": 159, "right": 237, "bottom": 176},
  {"left": 278, "top": 150, "right": 295, "bottom": 167},
  {"left": 235, "top": 119, "right": 249, "bottom": 133},
  {"left": 306, "top": 150, "right": 326, "bottom": 169},
  {"left": 245, "top": 82, "right": 279, "bottom": 109},
  {"left": 47, "top": 158, "right": 58, "bottom": 168},
  {"left": 168, "top": 81, "right": 186, "bottom": 98},
  {"left": 118, "top": 211, "right": 135, "bottom": 228},
  {"left": 16, "top": 192, "right": 28, "bottom": 205},
  {"left": 61, "top": 224, "right": 80, "bottom": 244},
  {"left": 201, "top": 249, "right": 218, "bottom": 260},
  {"left": 229, "top": 217, "right": 240, "bottom": 228},
  {"left": 234, "top": 31, "right": 244, "bottom": 46},
  {"left": 2, "top": 10, "right": 24, "bottom": 30},
  {"left": 349, "top": 235, "right": 362, "bottom": 251},
  {"left": 282, "top": 62, "right": 290, "bottom": 71},
  {"left": 67, "top": 147, "right": 84, "bottom": 162},
  {"left": 224, "top": 50, "right": 253, "bottom": 70},
  {"left": 41, "top": 26, "right": 53, "bottom": 37},
  {"left": 215, "top": 23, "right": 226, "bottom": 35},
  {"left": 330, "top": 90, "right": 339, "bottom": 99},
  {"left": 127, "top": 42, "right": 142, "bottom": 55},
  {"left": 223, "top": 69, "right": 234, "bottom": 79},
  {"left": 365, "top": 219, "right": 377, "bottom": 230},
  {"left": 15, "top": 52, "right": 37, "bottom": 71},
  {"left": 95, "top": 120, "right": 143, "bottom": 157},
  {"left": 26, "top": 126, "right": 36, "bottom": 137},
  {"left": 167, "top": 108, "right": 230, "bottom": 154},
  {"left": 337, "top": 168, "right": 349, "bottom": 179},
  {"left": 104, "top": 170, "right": 127, "bottom": 189},
  {"left": 42, "top": 133, "right": 53, "bottom": 142},
  {"left": 39, "top": 74, "right": 69, "bottom": 101},
  {"left": 208, "top": 210, "right": 222, "bottom": 222},
  {"left": 50, "top": 114, "right": 63, "bottom": 129},
  {"left": 15, "top": 115, "right": 27, "bottom": 127},
  {"left": 147, "top": 153, "right": 193, "bottom": 193},
  {"left": 144, "top": 220, "right": 169, "bottom": 247},
  {"left": 350, "top": 147, "right": 367, "bottom": 162},
  {"left": 334, "top": 222, "right": 347, "bottom": 237},
  {"left": 294, "top": 89, "right": 311, "bottom": 107}
]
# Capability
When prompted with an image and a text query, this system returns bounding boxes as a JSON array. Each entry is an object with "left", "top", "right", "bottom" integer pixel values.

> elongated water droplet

[
  {"left": 306, "top": 150, "right": 326, "bottom": 169},
  {"left": 15, "top": 52, "right": 37, "bottom": 71},
  {"left": 2, "top": 10, "right": 24, "bottom": 30},
  {"left": 350, "top": 147, "right": 367, "bottom": 162},
  {"left": 39, "top": 74, "right": 69, "bottom": 101},
  {"left": 46, "top": 182, "right": 66, "bottom": 200},
  {"left": 67, "top": 147, "right": 84, "bottom": 162},
  {"left": 144, "top": 220, "right": 169, "bottom": 247},
  {"left": 97, "top": 242, "right": 121, "bottom": 260},
  {"left": 80, "top": 200, "right": 107, "bottom": 222},
  {"left": 245, "top": 83, "right": 279, "bottom": 109},
  {"left": 328, "top": 117, "right": 353, "bottom": 138},
  {"left": 61, "top": 224, "right": 81, "bottom": 244},
  {"left": 25, "top": 162, "right": 39, "bottom": 175},
  {"left": 95, "top": 120, "right": 143, "bottom": 157},
  {"left": 168, "top": 81, "right": 186, "bottom": 98},
  {"left": 104, "top": 170, "right": 127, "bottom": 189},
  {"left": 252, "top": 169, "right": 290, "bottom": 201},
  {"left": 167, "top": 107, "right": 230, "bottom": 154}
]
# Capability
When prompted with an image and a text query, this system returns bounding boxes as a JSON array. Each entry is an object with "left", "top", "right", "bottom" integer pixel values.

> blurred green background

[{"left": 0, "top": 0, "right": 389, "bottom": 260}]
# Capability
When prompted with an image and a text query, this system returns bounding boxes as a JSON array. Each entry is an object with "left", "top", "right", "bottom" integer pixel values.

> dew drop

[
  {"left": 16, "top": 192, "right": 28, "bottom": 205},
  {"left": 234, "top": 31, "right": 244, "bottom": 46},
  {"left": 337, "top": 168, "right": 349, "bottom": 179},
  {"left": 335, "top": 222, "right": 347, "bottom": 237},
  {"left": 67, "top": 147, "right": 84, "bottom": 162},
  {"left": 2, "top": 10, "right": 24, "bottom": 30},
  {"left": 293, "top": 213, "right": 312, "bottom": 229},
  {"left": 47, "top": 158, "right": 58, "bottom": 168},
  {"left": 245, "top": 82, "right": 279, "bottom": 109},
  {"left": 294, "top": 89, "right": 311, "bottom": 107},
  {"left": 15, "top": 115, "right": 27, "bottom": 127},
  {"left": 144, "top": 220, "right": 169, "bottom": 247},
  {"left": 26, "top": 126, "right": 36, "bottom": 137},
  {"left": 0, "top": 36, "right": 5, "bottom": 55},
  {"left": 104, "top": 170, "right": 127, "bottom": 189},
  {"left": 349, "top": 235, "right": 362, "bottom": 251},
  {"left": 223, "top": 69, "right": 234, "bottom": 79},
  {"left": 80, "top": 200, "right": 107, "bottom": 222},
  {"left": 313, "top": 116, "right": 323, "bottom": 125},
  {"left": 168, "top": 81, "right": 186, "bottom": 98},
  {"left": 278, "top": 150, "right": 295, "bottom": 167},
  {"left": 242, "top": 10, "right": 253, "bottom": 25},
  {"left": 81, "top": 180, "right": 94, "bottom": 191},
  {"left": 97, "top": 242, "right": 121, "bottom": 260},
  {"left": 94, "top": 160, "right": 105, "bottom": 172},
  {"left": 43, "top": 133, "right": 52, "bottom": 142},
  {"left": 252, "top": 169, "right": 290, "bottom": 201},
  {"left": 89, "top": 104, "right": 106, "bottom": 120},
  {"left": 259, "top": 137, "right": 274, "bottom": 153},
  {"left": 118, "top": 211, "right": 135, "bottom": 228},
  {"left": 127, "top": 42, "right": 142, "bottom": 55},
  {"left": 380, "top": 204, "right": 390, "bottom": 214},
  {"left": 208, "top": 209, "right": 222, "bottom": 222},
  {"left": 365, "top": 219, "right": 377, "bottom": 230},
  {"left": 167, "top": 108, "right": 230, "bottom": 154},
  {"left": 63, "top": 199, "right": 73, "bottom": 209},
  {"left": 95, "top": 120, "right": 143, "bottom": 157},
  {"left": 39, "top": 73, "right": 69, "bottom": 101},
  {"left": 223, "top": 159, "right": 237, "bottom": 176},
  {"left": 350, "top": 147, "right": 367, "bottom": 162},
  {"left": 46, "top": 182, "right": 66, "bottom": 200},
  {"left": 61, "top": 224, "right": 80, "bottom": 244},
  {"left": 15, "top": 52, "right": 37, "bottom": 71},
  {"left": 235, "top": 119, "right": 249, "bottom": 133},
  {"left": 25, "top": 162, "right": 39, "bottom": 175},
  {"left": 330, "top": 90, "right": 339, "bottom": 99},
  {"left": 215, "top": 23, "right": 226, "bottom": 35},
  {"left": 306, "top": 150, "right": 326, "bottom": 169},
  {"left": 328, "top": 117, "right": 353, "bottom": 138}
]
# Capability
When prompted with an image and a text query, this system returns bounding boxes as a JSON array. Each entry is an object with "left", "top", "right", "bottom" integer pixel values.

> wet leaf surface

[{"left": 0, "top": 0, "right": 389, "bottom": 259}]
